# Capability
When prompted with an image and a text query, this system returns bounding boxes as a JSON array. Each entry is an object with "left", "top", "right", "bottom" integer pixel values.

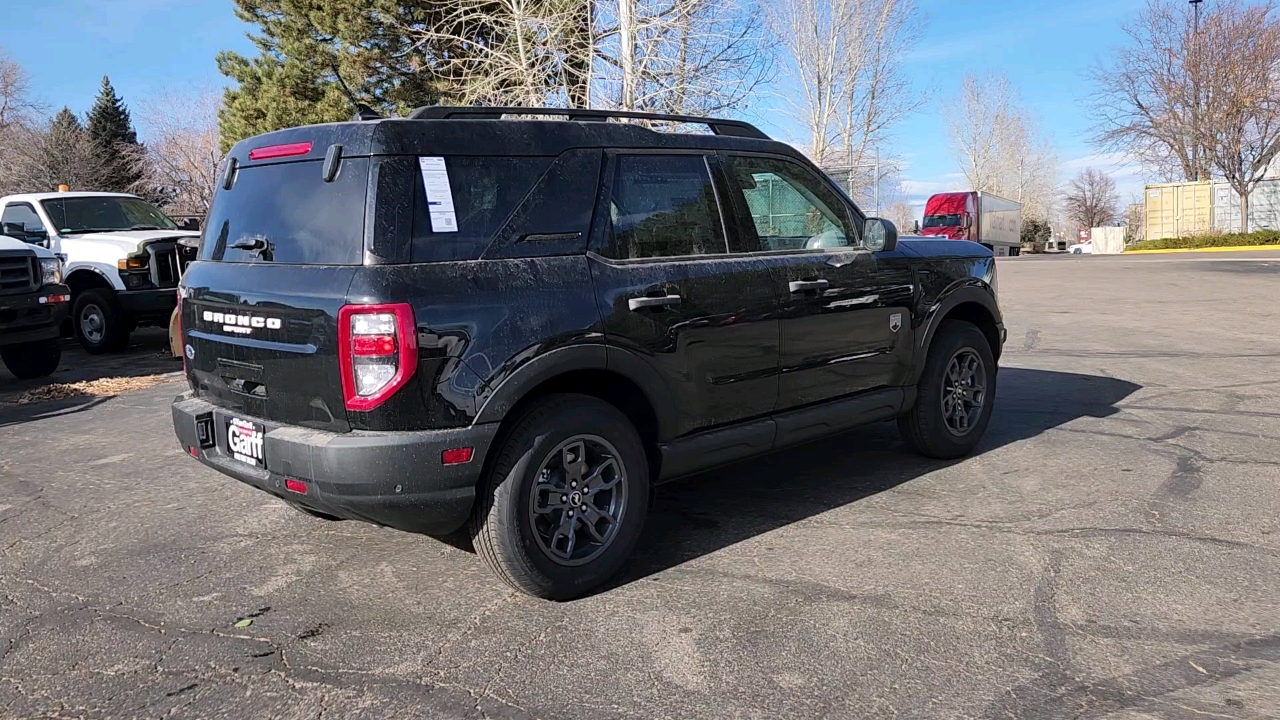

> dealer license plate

[{"left": 226, "top": 417, "right": 265, "bottom": 467}]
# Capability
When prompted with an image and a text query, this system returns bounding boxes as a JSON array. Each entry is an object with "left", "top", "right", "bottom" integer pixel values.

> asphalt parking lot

[{"left": 3, "top": 250, "right": 1279, "bottom": 719}]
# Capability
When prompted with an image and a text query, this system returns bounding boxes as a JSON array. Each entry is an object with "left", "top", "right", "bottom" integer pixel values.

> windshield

[
  {"left": 922, "top": 214, "right": 962, "bottom": 228},
  {"left": 41, "top": 197, "right": 178, "bottom": 234}
]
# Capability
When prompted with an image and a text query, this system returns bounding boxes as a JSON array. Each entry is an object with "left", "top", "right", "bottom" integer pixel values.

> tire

[
  {"left": 899, "top": 320, "right": 996, "bottom": 460},
  {"left": 0, "top": 338, "right": 62, "bottom": 379},
  {"left": 73, "top": 289, "right": 131, "bottom": 354},
  {"left": 470, "top": 394, "right": 650, "bottom": 600}
]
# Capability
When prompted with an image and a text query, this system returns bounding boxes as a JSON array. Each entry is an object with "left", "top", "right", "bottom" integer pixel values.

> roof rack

[{"left": 405, "top": 106, "right": 770, "bottom": 140}]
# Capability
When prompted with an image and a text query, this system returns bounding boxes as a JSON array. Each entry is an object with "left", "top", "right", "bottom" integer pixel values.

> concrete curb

[{"left": 1124, "top": 244, "right": 1280, "bottom": 255}]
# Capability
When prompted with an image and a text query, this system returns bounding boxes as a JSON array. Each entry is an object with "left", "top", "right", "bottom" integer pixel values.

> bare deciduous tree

[
  {"left": 1063, "top": 167, "right": 1119, "bottom": 232},
  {"left": 0, "top": 109, "right": 111, "bottom": 196},
  {"left": 769, "top": 0, "right": 919, "bottom": 166},
  {"left": 1198, "top": 1, "right": 1280, "bottom": 234},
  {"left": 1090, "top": 1, "right": 1212, "bottom": 183},
  {"left": 130, "top": 89, "right": 225, "bottom": 215},
  {"left": 946, "top": 73, "right": 1058, "bottom": 221},
  {"left": 883, "top": 200, "right": 916, "bottom": 232},
  {"left": 596, "top": 0, "right": 770, "bottom": 114},
  {"left": 0, "top": 52, "right": 41, "bottom": 131},
  {"left": 394, "top": 0, "right": 768, "bottom": 113}
]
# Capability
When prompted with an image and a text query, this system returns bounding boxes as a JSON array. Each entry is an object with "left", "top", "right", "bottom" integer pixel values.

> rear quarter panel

[{"left": 345, "top": 256, "right": 604, "bottom": 431}]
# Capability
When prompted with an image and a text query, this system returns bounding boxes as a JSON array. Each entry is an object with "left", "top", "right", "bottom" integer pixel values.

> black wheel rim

[
  {"left": 79, "top": 304, "right": 105, "bottom": 344},
  {"left": 942, "top": 349, "right": 987, "bottom": 437},
  {"left": 528, "top": 435, "right": 628, "bottom": 567}
]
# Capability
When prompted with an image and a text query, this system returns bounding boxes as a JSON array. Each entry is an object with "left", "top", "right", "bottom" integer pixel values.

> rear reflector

[
  {"left": 285, "top": 478, "right": 308, "bottom": 494},
  {"left": 352, "top": 334, "right": 396, "bottom": 357},
  {"left": 189, "top": 447, "right": 198, "bottom": 458},
  {"left": 248, "top": 142, "right": 313, "bottom": 161},
  {"left": 442, "top": 447, "right": 474, "bottom": 465}
]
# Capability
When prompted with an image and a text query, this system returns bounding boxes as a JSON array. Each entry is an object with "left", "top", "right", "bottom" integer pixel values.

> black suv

[{"left": 172, "top": 108, "right": 1005, "bottom": 599}]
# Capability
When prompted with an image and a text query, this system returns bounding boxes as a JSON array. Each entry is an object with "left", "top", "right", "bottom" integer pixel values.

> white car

[
  {"left": 1068, "top": 241, "right": 1093, "bottom": 254},
  {"left": 0, "top": 192, "right": 199, "bottom": 353}
]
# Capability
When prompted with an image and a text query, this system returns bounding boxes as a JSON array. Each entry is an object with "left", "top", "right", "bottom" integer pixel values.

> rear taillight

[{"left": 338, "top": 303, "right": 417, "bottom": 412}]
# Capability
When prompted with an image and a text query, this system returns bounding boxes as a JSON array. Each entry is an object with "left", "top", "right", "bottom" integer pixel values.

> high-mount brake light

[
  {"left": 337, "top": 303, "right": 417, "bottom": 412},
  {"left": 248, "top": 142, "right": 313, "bottom": 161}
]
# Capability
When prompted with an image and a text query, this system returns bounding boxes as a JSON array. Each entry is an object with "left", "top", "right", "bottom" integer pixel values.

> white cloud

[
  {"left": 900, "top": 180, "right": 950, "bottom": 196},
  {"left": 1060, "top": 152, "right": 1144, "bottom": 179}
]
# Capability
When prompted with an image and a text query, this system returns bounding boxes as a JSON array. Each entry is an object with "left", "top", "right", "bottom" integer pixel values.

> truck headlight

[{"left": 39, "top": 258, "right": 62, "bottom": 286}]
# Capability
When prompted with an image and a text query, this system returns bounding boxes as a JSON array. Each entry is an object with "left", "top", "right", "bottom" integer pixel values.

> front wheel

[
  {"left": 470, "top": 394, "right": 650, "bottom": 600},
  {"left": 0, "top": 338, "right": 62, "bottom": 379},
  {"left": 899, "top": 320, "right": 996, "bottom": 459},
  {"left": 73, "top": 289, "right": 131, "bottom": 354}
]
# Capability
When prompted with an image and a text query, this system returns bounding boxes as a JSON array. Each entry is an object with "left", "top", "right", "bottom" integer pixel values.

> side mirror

[
  {"left": 1, "top": 222, "right": 24, "bottom": 238},
  {"left": 864, "top": 218, "right": 898, "bottom": 252},
  {"left": 179, "top": 218, "right": 201, "bottom": 231},
  {"left": 963, "top": 214, "right": 973, "bottom": 229}
]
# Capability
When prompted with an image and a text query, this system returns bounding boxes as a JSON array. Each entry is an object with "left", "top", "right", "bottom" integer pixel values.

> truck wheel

[
  {"left": 470, "top": 394, "right": 650, "bottom": 600},
  {"left": 73, "top": 289, "right": 131, "bottom": 354},
  {"left": 899, "top": 320, "right": 996, "bottom": 459},
  {"left": 0, "top": 339, "right": 62, "bottom": 379}
]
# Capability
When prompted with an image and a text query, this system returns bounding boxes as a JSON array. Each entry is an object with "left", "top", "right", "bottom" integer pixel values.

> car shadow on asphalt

[
  {"left": 0, "top": 328, "right": 180, "bottom": 427},
  {"left": 618, "top": 367, "right": 1143, "bottom": 589}
]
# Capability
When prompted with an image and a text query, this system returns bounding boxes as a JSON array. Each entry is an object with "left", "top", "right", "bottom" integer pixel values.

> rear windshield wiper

[
  {"left": 230, "top": 237, "right": 274, "bottom": 260},
  {"left": 129, "top": 225, "right": 162, "bottom": 231}
]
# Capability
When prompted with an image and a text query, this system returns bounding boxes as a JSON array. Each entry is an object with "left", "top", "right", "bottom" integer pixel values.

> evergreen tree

[
  {"left": 216, "top": 0, "right": 454, "bottom": 151},
  {"left": 85, "top": 76, "right": 143, "bottom": 192}
]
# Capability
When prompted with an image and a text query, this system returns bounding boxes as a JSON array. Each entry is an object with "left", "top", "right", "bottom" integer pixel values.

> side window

[
  {"left": 724, "top": 155, "right": 856, "bottom": 251},
  {"left": 606, "top": 154, "right": 727, "bottom": 260},
  {"left": 1, "top": 204, "right": 44, "bottom": 234}
]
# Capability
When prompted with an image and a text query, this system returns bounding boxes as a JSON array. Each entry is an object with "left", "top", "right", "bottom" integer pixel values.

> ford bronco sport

[{"left": 172, "top": 107, "right": 1005, "bottom": 600}]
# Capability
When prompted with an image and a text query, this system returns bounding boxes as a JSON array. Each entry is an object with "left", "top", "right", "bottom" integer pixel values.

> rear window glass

[
  {"left": 411, "top": 156, "right": 551, "bottom": 262},
  {"left": 202, "top": 158, "right": 369, "bottom": 265}
]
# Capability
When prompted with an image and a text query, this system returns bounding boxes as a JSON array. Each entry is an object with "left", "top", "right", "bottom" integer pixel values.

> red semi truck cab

[
  {"left": 920, "top": 191, "right": 1022, "bottom": 256},
  {"left": 920, "top": 192, "right": 975, "bottom": 240}
]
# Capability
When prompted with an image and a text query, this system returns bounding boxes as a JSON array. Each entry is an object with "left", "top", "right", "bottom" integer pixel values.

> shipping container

[
  {"left": 1212, "top": 180, "right": 1280, "bottom": 233},
  {"left": 1145, "top": 181, "right": 1213, "bottom": 241}
]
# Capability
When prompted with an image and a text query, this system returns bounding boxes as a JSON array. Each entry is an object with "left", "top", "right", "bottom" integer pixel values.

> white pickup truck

[{"left": 0, "top": 192, "right": 199, "bottom": 353}]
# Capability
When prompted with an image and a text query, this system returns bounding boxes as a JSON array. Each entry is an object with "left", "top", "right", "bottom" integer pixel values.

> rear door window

[
  {"left": 410, "top": 156, "right": 551, "bottom": 262},
  {"left": 202, "top": 158, "right": 370, "bottom": 265},
  {"left": 604, "top": 154, "right": 727, "bottom": 260}
]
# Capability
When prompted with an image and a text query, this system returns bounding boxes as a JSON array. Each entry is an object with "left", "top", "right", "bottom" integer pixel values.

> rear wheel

[
  {"left": 73, "top": 289, "right": 130, "bottom": 354},
  {"left": 0, "top": 339, "right": 62, "bottom": 379},
  {"left": 899, "top": 320, "right": 996, "bottom": 459},
  {"left": 470, "top": 394, "right": 649, "bottom": 600}
]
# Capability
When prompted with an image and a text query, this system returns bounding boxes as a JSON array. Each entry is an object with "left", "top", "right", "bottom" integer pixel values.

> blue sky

[{"left": 1, "top": 0, "right": 1148, "bottom": 214}]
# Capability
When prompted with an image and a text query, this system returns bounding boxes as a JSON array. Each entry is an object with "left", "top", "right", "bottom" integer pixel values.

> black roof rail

[{"left": 405, "top": 106, "right": 770, "bottom": 140}]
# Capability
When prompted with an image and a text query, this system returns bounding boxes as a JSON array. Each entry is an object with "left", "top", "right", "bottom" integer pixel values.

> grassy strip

[{"left": 1129, "top": 230, "right": 1280, "bottom": 251}]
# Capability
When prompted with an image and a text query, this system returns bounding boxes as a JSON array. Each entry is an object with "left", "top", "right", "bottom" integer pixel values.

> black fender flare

[
  {"left": 910, "top": 280, "right": 1003, "bottom": 386},
  {"left": 469, "top": 343, "right": 678, "bottom": 442},
  {"left": 472, "top": 344, "right": 607, "bottom": 425}
]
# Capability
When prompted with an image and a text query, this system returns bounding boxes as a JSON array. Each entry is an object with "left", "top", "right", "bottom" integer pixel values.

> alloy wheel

[
  {"left": 941, "top": 348, "right": 987, "bottom": 436},
  {"left": 528, "top": 435, "right": 629, "bottom": 566}
]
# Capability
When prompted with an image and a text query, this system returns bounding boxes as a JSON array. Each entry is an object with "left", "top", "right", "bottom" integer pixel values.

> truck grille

[
  {"left": 148, "top": 241, "right": 198, "bottom": 288},
  {"left": 0, "top": 254, "right": 36, "bottom": 296}
]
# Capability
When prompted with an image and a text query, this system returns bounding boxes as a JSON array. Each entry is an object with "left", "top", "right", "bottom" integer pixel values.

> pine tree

[
  {"left": 85, "top": 76, "right": 142, "bottom": 193},
  {"left": 216, "top": 0, "right": 458, "bottom": 151}
]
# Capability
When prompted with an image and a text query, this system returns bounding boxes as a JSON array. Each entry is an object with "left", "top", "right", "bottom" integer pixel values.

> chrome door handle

[
  {"left": 628, "top": 294, "right": 682, "bottom": 311},
  {"left": 789, "top": 279, "right": 830, "bottom": 293}
]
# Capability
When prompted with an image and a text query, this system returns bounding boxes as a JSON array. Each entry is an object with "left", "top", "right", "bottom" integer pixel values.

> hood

[
  {"left": 58, "top": 229, "right": 199, "bottom": 253},
  {"left": 0, "top": 234, "right": 54, "bottom": 257}
]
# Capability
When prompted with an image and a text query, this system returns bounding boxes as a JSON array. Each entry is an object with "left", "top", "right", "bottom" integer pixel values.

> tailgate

[{"left": 181, "top": 262, "right": 358, "bottom": 432}]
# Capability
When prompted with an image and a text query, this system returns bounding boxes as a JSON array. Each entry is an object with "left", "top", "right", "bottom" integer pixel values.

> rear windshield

[{"left": 201, "top": 158, "right": 369, "bottom": 265}]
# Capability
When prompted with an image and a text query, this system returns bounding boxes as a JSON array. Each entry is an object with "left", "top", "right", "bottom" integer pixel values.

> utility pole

[{"left": 1190, "top": 0, "right": 1205, "bottom": 182}]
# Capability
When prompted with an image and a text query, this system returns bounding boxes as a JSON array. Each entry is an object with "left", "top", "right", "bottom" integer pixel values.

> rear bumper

[
  {"left": 171, "top": 392, "right": 498, "bottom": 535},
  {"left": 119, "top": 287, "right": 177, "bottom": 320},
  {"left": 0, "top": 285, "right": 71, "bottom": 347}
]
